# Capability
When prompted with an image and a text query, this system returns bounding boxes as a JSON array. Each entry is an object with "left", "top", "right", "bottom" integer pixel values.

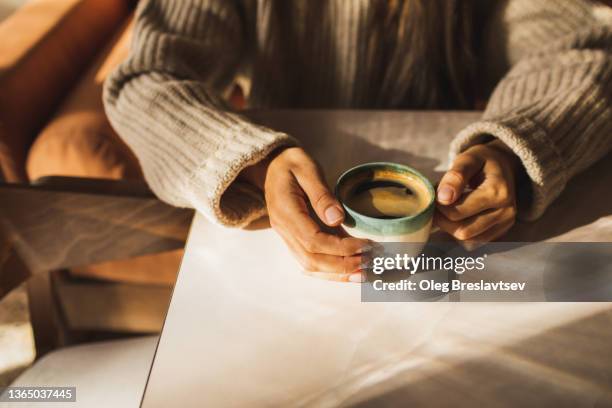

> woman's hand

[
  {"left": 240, "top": 147, "right": 370, "bottom": 282},
  {"left": 435, "top": 140, "right": 523, "bottom": 244}
]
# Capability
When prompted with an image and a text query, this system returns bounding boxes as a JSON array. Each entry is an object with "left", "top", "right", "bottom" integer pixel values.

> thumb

[
  {"left": 438, "top": 153, "right": 484, "bottom": 205},
  {"left": 293, "top": 160, "right": 344, "bottom": 227}
]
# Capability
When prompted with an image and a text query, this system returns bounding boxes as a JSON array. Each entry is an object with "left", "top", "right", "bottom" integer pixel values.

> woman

[{"left": 104, "top": 0, "right": 611, "bottom": 282}]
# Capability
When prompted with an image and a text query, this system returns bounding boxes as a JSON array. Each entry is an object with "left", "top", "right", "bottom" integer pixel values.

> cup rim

[{"left": 334, "top": 161, "right": 436, "bottom": 223}]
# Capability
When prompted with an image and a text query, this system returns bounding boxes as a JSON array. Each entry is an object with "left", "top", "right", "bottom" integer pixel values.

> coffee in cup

[{"left": 335, "top": 162, "right": 435, "bottom": 243}]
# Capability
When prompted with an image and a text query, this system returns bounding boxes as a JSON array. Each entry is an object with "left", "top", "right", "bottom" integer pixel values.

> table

[{"left": 142, "top": 111, "right": 612, "bottom": 407}]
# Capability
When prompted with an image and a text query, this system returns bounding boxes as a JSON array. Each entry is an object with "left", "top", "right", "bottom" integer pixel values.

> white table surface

[{"left": 142, "top": 111, "right": 612, "bottom": 407}]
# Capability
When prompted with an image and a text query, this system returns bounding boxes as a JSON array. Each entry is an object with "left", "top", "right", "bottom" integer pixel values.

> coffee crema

[{"left": 339, "top": 169, "right": 431, "bottom": 219}]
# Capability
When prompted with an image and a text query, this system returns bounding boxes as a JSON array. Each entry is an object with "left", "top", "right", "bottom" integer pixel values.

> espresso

[{"left": 343, "top": 174, "right": 431, "bottom": 219}]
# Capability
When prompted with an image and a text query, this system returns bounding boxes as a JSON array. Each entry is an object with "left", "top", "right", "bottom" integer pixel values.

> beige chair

[{"left": 0, "top": 0, "right": 188, "bottom": 357}]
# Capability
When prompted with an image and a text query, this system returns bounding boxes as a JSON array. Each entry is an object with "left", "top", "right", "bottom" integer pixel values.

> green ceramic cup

[{"left": 335, "top": 162, "right": 435, "bottom": 243}]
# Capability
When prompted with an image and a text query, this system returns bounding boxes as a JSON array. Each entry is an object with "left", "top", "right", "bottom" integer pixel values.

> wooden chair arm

[{"left": 0, "top": 177, "right": 193, "bottom": 298}]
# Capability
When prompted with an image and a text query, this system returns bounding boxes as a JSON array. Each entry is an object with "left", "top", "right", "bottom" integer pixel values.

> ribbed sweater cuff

[
  {"left": 450, "top": 116, "right": 568, "bottom": 221},
  {"left": 186, "top": 125, "right": 298, "bottom": 227}
]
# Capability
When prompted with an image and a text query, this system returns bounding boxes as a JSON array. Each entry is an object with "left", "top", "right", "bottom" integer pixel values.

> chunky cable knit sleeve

[
  {"left": 103, "top": 0, "right": 297, "bottom": 227},
  {"left": 451, "top": 0, "right": 612, "bottom": 220}
]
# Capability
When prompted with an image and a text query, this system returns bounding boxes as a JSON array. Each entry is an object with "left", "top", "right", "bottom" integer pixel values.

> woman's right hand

[{"left": 240, "top": 147, "right": 370, "bottom": 282}]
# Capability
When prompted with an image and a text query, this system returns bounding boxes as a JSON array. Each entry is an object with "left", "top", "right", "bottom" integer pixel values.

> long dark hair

[{"left": 374, "top": 0, "right": 479, "bottom": 109}]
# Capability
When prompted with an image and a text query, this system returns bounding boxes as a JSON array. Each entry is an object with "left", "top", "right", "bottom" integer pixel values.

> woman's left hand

[{"left": 435, "top": 140, "right": 523, "bottom": 244}]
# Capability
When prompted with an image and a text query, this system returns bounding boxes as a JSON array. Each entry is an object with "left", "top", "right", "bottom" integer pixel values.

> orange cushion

[
  {"left": 26, "top": 17, "right": 140, "bottom": 181},
  {"left": 26, "top": 18, "right": 180, "bottom": 286}
]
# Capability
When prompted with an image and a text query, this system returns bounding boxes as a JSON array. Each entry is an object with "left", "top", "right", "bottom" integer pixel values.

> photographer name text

[{"left": 372, "top": 279, "right": 526, "bottom": 293}]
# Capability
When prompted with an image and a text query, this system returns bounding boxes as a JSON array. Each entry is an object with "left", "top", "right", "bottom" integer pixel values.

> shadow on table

[
  {"left": 542, "top": 243, "right": 612, "bottom": 301},
  {"left": 313, "top": 128, "right": 444, "bottom": 186},
  {"left": 508, "top": 153, "right": 612, "bottom": 242},
  {"left": 345, "top": 307, "right": 612, "bottom": 408},
  {"left": 247, "top": 110, "right": 445, "bottom": 184}
]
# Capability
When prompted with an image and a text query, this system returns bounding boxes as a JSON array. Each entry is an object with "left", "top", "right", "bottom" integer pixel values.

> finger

[
  {"left": 292, "top": 157, "right": 344, "bottom": 227},
  {"left": 436, "top": 178, "right": 508, "bottom": 221},
  {"left": 302, "top": 252, "right": 365, "bottom": 274},
  {"left": 437, "top": 153, "right": 484, "bottom": 205},
  {"left": 272, "top": 214, "right": 367, "bottom": 273},
  {"left": 278, "top": 201, "right": 370, "bottom": 256},
  {"left": 462, "top": 217, "right": 515, "bottom": 250},
  {"left": 435, "top": 207, "right": 514, "bottom": 240},
  {"left": 268, "top": 173, "right": 370, "bottom": 256},
  {"left": 304, "top": 271, "right": 366, "bottom": 283}
]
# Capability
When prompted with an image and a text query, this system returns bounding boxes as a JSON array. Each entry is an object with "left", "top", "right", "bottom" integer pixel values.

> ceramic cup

[{"left": 335, "top": 162, "right": 435, "bottom": 243}]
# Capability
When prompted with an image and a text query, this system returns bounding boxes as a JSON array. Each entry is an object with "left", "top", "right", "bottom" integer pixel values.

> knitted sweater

[{"left": 103, "top": 0, "right": 612, "bottom": 227}]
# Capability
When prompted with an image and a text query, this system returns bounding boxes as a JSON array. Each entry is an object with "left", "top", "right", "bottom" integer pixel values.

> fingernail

[
  {"left": 349, "top": 272, "right": 365, "bottom": 283},
  {"left": 358, "top": 242, "right": 383, "bottom": 254},
  {"left": 324, "top": 206, "right": 343, "bottom": 224},
  {"left": 463, "top": 240, "right": 485, "bottom": 251},
  {"left": 358, "top": 244, "right": 374, "bottom": 254},
  {"left": 437, "top": 185, "right": 454, "bottom": 203}
]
